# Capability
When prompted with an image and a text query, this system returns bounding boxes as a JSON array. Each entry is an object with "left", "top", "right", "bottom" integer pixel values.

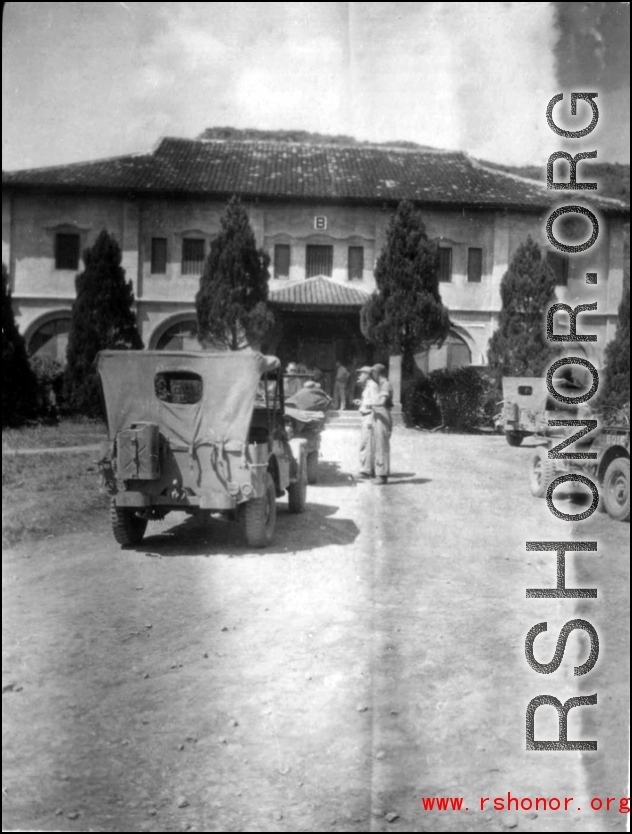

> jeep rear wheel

[
  {"left": 110, "top": 499, "right": 148, "bottom": 546},
  {"left": 306, "top": 450, "right": 319, "bottom": 484},
  {"left": 529, "top": 448, "right": 556, "bottom": 498},
  {"left": 602, "top": 457, "right": 630, "bottom": 522},
  {"left": 505, "top": 431, "right": 523, "bottom": 447},
  {"left": 288, "top": 452, "right": 307, "bottom": 513},
  {"left": 243, "top": 472, "right": 277, "bottom": 547}
]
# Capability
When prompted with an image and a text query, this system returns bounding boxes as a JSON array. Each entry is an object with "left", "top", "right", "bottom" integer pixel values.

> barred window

[
  {"left": 546, "top": 252, "right": 569, "bottom": 286},
  {"left": 348, "top": 246, "right": 364, "bottom": 280},
  {"left": 181, "top": 239, "right": 205, "bottom": 275},
  {"left": 151, "top": 238, "right": 167, "bottom": 274},
  {"left": 274, "top": 244, "right": 290, "bottom": 279},
  {"left": 467, "top": 247, "right": 483, "bottom": 283},
  {"left": 55, "top": 233, "right": 80, "bottom": 270},
  {"left": 306, "top": 244, "right": 333, "bottom": 278},
  {"left": 438, "top": 248, "right": 452, "bottom": 282}
]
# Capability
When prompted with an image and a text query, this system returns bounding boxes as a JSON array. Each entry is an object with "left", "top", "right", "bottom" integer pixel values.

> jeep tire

[
  {"left": 529, "top": 448, "right": 556, "bottom": 498},
  {"left": 288, "top": 452, "right": 307, "bottom": 513},
  {"left": 306, "top": 450, "right": 319, "bottom": 484},
  {"left": 243, "top": 472, "right": 277, "bottom": 547},
  {"left": 110, "top": 499, "right": 148, "bottom": 546},
  {"left": 602, "top": 457, "right": 630, "bottom": 522}
]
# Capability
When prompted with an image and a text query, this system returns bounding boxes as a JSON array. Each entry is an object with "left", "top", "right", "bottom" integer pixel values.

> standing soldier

[
  {"left": 354, "top": 366, "right": 378, "bottom": 478},
  {"left": 333, "top": 361, "right": 350, "bottom": 410},
  {"left": 371, "top": 364, "right": 394, "bottom": 485}
]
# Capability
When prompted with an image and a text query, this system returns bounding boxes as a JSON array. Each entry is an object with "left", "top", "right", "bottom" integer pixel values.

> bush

[
  {"left": 401, "top": 376, "right": 442, "bottom": 428},
  {"left": 2, "top": 263, "right": 39, "bottom": 426},
  {"left": 30, "top": 355, "right": 65, "bottom": 421},
  {"left": 598, "top": 280, "right": 630, "bottom": 414},
  {"left": 402, "top": 366, "right": 500, "bottom": 431}
]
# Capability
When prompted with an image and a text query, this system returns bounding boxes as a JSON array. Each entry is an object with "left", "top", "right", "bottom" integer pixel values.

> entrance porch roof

[{"left": 269, "top": 276, "right": 370, "bottom": 312}]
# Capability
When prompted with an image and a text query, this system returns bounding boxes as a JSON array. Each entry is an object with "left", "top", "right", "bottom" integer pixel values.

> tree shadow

[{"left": 131, "top": 501, "right": 359, "bottom": 557}]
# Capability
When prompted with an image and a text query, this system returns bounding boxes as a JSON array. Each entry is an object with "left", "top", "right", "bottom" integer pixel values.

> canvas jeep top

[{"left": 97, "top": 350, "right": 307, "bottom": 548}]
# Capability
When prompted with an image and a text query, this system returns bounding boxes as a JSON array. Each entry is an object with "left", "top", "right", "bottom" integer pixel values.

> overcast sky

[{"left": 2, "top": 1, "right": 630, "bottom": 171}]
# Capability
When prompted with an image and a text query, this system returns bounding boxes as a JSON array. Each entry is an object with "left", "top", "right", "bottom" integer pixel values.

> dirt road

[{"left": 2, "top": 429, "right": 629, "bottom": 832}]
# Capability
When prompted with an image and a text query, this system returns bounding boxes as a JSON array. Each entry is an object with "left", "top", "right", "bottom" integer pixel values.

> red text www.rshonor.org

[{"left": 420, "top": 795, "right": 630, "bottom": 814}]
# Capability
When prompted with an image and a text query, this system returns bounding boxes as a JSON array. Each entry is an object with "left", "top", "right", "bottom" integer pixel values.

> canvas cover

[
  {"left": 501, "top": 377, "right": 548, "bottom": 409},
  {"left": 97, "top": 351, "right": 281, "bottom": 451}
]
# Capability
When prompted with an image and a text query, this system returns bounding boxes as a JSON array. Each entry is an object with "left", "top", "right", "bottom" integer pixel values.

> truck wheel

[
  {"left": 110, "top": 499, "right": 148, "bottom": 546},
  {"left": 602, "top": 457, "right": 630, "bottom": 522},
  {"left": 306, "top": 451, "right": 319, "bottom": 484},
  {"left": 505, "top": 431, "right": 523, "bottom": 447},
  {"left": 529, "top": 448, "right": 556, "bottom": 498},
  {"left": 288, "top": 452, "right": 307, "bottom": 513},
  {"left": 243, "top": 472, "right": 277, "bottom": 547}
]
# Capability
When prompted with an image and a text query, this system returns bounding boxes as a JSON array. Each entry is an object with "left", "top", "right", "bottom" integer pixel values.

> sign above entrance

[{"left": 314, "top": 216, "right": 328, "bottom": 230}]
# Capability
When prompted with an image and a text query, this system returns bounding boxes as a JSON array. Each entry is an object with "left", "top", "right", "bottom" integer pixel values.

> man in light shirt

[
  {"left": 354, "top": 366, "right": 379, "bottom": 478},
  {"left": 370, "top": 364, "right": 394, "bottom": 485}
]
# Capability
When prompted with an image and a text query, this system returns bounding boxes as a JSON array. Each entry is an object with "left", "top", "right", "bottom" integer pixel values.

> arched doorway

[
  {"left": 414, "top": 329, "right": 472, "bottom": 375},
  {"left": 27, "top": 313, "right": 72, "bottom": 364},
  {"left": 153, "top": 319, "right": 199, "bottom": 351}
]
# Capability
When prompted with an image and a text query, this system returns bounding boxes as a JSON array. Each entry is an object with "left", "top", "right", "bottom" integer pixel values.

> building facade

[{"left": 2, "top": 137, "right": 628, "bottom": 398}]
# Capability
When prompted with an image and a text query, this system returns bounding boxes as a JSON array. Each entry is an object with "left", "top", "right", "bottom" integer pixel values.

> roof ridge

[{"left": 161, "top": 135, "right": 462, "bottom": 156}]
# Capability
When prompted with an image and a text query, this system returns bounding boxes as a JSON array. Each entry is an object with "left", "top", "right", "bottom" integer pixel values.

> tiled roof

[
  {"left": 269, "top": 276, "right": 370, "bottom": 309},
  {"left": 2, "top": 137, "right": 628, "bottom": 215}
]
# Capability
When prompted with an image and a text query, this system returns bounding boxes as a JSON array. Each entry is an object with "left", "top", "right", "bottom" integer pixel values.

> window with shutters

[
  {"left": 347, "top": 246, "right": 364, "bottom": 280},
  {"left": 467, "top": 247, "right": 483, "bottom": 283},
  {"left": 306, "top": 245, "right": 333, "bottom": 278},
  {"left": 274, "top": 244, "right": 290, "bottom": 279},
  {"left": 55, "top": 233, "right": 80, "bottom": 270},
  {"left": 151, "top": 238, "right": 167, "bottom": 274},
  {"left": 546, "top": 252, "right": 569, "bottom": 286},
  {"left": 181, "top": 239, "right": 205, "bottom": 275},
  {"left": 438, "top": 247, "right": 452, "bottom": 282}
]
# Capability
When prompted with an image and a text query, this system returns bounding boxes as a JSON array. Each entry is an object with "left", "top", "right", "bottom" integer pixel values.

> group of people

[
  {"left": 354, "top": 364, "right": 394, "bottom": 485},
  {"left": 284, "top": 359, "right": 394, "bottom": 485}
]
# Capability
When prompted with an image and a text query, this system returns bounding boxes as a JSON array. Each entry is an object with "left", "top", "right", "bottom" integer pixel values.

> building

[{"left": 2, "top": 136, "right": 628, "bottom": 400}]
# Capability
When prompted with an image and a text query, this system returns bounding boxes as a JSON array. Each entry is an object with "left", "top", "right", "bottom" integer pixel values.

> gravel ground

[{"left": 2, "top": 427, "right": 629, "bottom": 832}]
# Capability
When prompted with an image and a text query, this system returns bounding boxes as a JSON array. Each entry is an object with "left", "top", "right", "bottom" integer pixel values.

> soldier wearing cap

[
  {"left": 353, "top": 366, "right": 379, "bottom": 478},
  {"left": 286, "top": 378, "right": 332, "bottom": 412},
  {"left": 370, "top": 364, "right": 394, "bottom": 485}
]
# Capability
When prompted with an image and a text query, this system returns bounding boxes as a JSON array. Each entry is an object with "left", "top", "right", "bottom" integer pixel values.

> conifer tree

[
  {"left": 195, "top": 196, "right": 274, "bottom": 350},
  {"left": 599, "top": 280, "right": 630, "bottom": 414},
  {"left": 64, "top": 230, "right": 143, "bottom": 415},
  {"left": 2, "top": 263, "right": 39, "bottom": 426},
  {"left": 487, "top": 236, "right": 558, "bottom": 377},
  {"left": 360, "top": 200, "right": 450, "bottom": 374}
]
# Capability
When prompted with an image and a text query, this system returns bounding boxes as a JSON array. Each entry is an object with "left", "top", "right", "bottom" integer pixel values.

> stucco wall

[{"left": 4, "top": 189, "right": 626, "bottom": 368}]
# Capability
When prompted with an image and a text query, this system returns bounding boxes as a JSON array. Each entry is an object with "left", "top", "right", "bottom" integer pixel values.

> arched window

[
  {"left": 28, "top": 317, "right": 71, "bottom": 364},
  {"left": 155, "top": 320, "right": 199, "bottom": 351},
  {"left": 415, "top": 330, "right": 472, "bottom": 374}
]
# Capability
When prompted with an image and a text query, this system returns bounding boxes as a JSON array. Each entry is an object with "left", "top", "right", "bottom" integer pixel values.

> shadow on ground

[
  {"left": 129, "top": 501, "right": 360, "bottom": 557},
  {"left": 313, "top": 460, "right": 357, "bottom": 487}
]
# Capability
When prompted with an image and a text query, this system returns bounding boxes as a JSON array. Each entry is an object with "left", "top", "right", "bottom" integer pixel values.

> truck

[
  {"left": 497, "top": 376, "right": 580, "bottom": 446},
  {"left": 96, "top": 350, "right": 308, "bottom": 548},
  {"left": 529, "top": 424, "right": 630, "bottom": 522}
]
